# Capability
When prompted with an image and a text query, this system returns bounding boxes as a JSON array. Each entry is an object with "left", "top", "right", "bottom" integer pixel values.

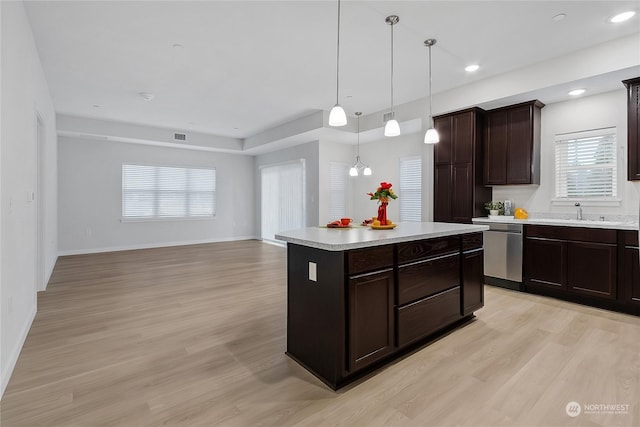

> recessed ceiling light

[
  {"left": 610, "top": 11, "right": 635, "bottom": 23},
  {"left": 172, "top": 43, "right": 184, "bottom": 49},
  {"left": 139, "top": 92, "right": 155, "bottom": 101},
  {"left": 552, "top": 13, "right": 566, "bottom": 21},
  {"left": 568, "top": 89, "right": 586, "bottom": 96},
  {"left": 465, "top": 64, "right": 480, "bottom": 72}
]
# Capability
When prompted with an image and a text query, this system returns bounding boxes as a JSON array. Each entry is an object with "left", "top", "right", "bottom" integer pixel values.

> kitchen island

[{"left": 275, "top": 222, "right": 489, "bottom": 389}]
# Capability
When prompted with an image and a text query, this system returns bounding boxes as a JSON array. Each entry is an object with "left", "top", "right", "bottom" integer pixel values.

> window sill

[
  {"left": 121, "top": 216, "right": 215, "bottom": 223},
  {"left": 551, "top": 198, "right": 621, "bottom": 207}
]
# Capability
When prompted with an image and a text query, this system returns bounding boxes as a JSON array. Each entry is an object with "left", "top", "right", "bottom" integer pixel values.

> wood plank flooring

[{"left": 1, "top": 240, "right": 639, "bottom": 426}]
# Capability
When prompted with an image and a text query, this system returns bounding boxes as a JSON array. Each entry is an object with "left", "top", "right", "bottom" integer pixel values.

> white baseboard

[
  {"left": 1, "top": 305, "right": 36, "bottom": 399},
  {"left": 58, "top": 235, "right": 260, "bottom": 256}
]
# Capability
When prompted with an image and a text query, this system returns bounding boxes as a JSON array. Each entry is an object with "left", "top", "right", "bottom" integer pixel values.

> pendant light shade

[
  {"left": 329, "top": 0, "right": 347, "bottom": 127},
  {"left": 384, "top": 118, "right": 401, "bottom": 137},
  {"left": 424, "top": 128, "right": 439, "bottom": 144},
  {"left": 350, "top": 112, "right": 372, "bottom": 176},
  {"left": 384, "top": 15, "right": 400, "bottom": 137},
  {"left": 424, "top": 38, "right": 439, "bottom": 144},
  {"left": 329, "top": 104, "right": 347, "bottom": 126}
]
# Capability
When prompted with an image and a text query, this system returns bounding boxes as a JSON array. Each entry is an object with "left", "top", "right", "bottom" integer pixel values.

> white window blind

[
  {"left": 400, "top": 156, "right": 422, "bottom": 222},
  {"left": 555, "top": 128, "right": 617, "bottom": 198},
  {"left": 261, "top": 160, "right": 305, "bottom": 242},
  {"left": 122, "top": 164, "right": 215, "bottom": 219},
  {"left": 329, "top": 162, "right": 349, "bottom": 220}
]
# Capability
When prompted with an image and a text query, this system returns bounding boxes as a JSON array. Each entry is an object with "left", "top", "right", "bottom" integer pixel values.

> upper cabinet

[
  {"left": 483, "top": 100, "right": 544, "bottom": 185},
  {"left": 623, "top": 77, "right": 640, "bottom": 181},
  {"left": 434, "top": 108, "right": 492, "bottom": 223}
]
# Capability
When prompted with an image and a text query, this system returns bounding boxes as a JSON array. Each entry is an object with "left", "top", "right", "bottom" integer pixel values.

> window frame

[
  {"left": 552, "top": 127, "right": 621, "bottom": 207},
  {"left": 121, "top": 162, "right": 217, "bottom": 222}
]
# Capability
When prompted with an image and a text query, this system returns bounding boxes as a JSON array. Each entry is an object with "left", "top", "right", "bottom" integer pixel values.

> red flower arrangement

[
  {"left": 368, "top": 182, "right": 398, "bottom": 203},
  {"left": 367, "top": 182, "right": 398, "bottom": 226}
]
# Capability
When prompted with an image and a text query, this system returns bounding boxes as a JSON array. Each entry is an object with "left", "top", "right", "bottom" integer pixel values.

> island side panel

[{"left": 286, "top": 243, "right": 345, "bottom": 387}]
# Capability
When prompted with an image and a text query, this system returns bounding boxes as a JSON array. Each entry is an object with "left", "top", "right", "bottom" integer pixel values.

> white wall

[
  {"left": 351, "top": 132, "right": 424, "bottom": 223},
  {"left": 58, "top": 137, "right": 255, "bottom": 254},
  {"left": 255, "top": 141, "right": 319, "bottom": 234},
  {"left": 1, "top": 0, "right": 57, "bottom": 396},
  {"left": 492, "top": 89, "right": 638, "bottom": 220}
]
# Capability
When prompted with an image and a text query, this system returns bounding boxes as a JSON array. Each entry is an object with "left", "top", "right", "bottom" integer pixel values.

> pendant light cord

[
  {"left": 390, "top": 20, "right": 394, "bottom": 112},
  {"left": 428, "top": 43, "right": 432, "bottom": 124},
  {"left": 335, "top": 0, "right": 341, "bottom": 104},
  {"left": 356, "top": 113, "right": 360, "bottom": 156}
]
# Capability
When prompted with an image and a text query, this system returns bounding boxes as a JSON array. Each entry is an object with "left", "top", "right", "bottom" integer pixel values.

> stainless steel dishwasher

[{"left": 476, "top": 221, "right": 523, "bottom": 290}]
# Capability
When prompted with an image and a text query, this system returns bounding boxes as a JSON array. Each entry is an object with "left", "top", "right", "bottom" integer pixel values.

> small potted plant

[{"left": 484, "top": 201, "right": 503, "bottom": 216}]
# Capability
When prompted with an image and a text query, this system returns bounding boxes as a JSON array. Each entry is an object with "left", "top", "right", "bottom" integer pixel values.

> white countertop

[
  {"left": 472, "top": 216, "right": 639, "bottom": 231},
  {"left": 275, "top": 222, "right": 489, "bottom": 251}
]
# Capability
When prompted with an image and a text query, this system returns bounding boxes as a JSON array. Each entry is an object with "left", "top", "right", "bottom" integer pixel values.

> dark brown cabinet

[
  {"left": 623, "top": 77, "right": 640, "bottom": 181},
  {"left": 484, "top": 100, "right": 544, "bottom": 185},
  {"left": 348, "top": 269, "right": 395, "bottom": 371},
  {"left": 285, "top": 232, "right": 485, "bottom": 389},
  {"left": 462, "top": 233, "right": 485, "bottom": 315},
  {"left": 524, "top": 225, "right": 617, "bottom": 300},
  {"left": 618, "top": 231, "right": 640, "bottom": 310},
  {"left": 434, "top": 108, "right": 491, "bottom": 223}
]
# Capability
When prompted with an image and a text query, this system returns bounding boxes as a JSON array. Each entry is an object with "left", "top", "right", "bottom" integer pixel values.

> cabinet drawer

[
  {"left": 397, "top": 253, "right": 460, "bottom": 305},
  {"left": 398, "top": 237, "right": 459, "bottom": 264},
  {"left": 526, "top": 225, "right": 616, "bottom": 244},
  {"left": 397, "top": 287, "right": 462, "bottom": 348},
  {"left": 462, "top": 232, "right": 483, "bottom": 251},
  {"left": 621, "top": 230, "right": 639, "bottom": 248},
  {"left": 347, "top": 245, "right": 394, "bottom": 275}
]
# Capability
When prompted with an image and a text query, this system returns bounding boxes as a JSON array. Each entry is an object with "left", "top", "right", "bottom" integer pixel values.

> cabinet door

[
  {"left": 462, "top": 248, "right": 484, "bottom": 315},
  {"left": 451, "top": 163, "right": 473, "bottom": 223},
  {"left": 348, "top": 270, "right": 395, "bottom": 372},
  {"left": 507, "top": 104, "right": 533, "bottom": 184},
  {"left": 453, "top": 110, "right": 474, "bottom": 164},
  {"left": 567, "top": 242, "right": 616, "bottom": 299},
  {"left": 622, "top": 246, "right": 640, "bottom": 308},
  {"left": 525, "top": 238, "right": 566, "bottom": 290},
  {"left": 434, "top": 116, "right": 452, "bottom": 165},
  {"left": 625, "top": 79, "right": 640, "bottom": 180},
  {"left": 434, "top": 164, "right": 451, "bottom": 222},
  {"left": 484, "top": 110, "right": 508, "bottom": 185}
]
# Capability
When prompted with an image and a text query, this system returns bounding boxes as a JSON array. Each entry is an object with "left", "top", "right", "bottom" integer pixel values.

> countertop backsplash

[{"left": 527, "top": 211, "right": 639, "bottom": 224}]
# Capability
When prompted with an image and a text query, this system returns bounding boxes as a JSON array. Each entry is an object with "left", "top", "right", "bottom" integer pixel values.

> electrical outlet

[{"left": 308, "top": 262, "right": 317, "bottom": 282}]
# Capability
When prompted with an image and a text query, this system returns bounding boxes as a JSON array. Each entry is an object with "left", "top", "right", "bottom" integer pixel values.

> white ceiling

[{"left": 24, "top": 0, "right": 640, "bottom": 140}]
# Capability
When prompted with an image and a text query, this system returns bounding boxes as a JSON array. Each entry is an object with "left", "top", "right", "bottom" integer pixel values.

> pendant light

[
  {"left": 329, "top": 0, "right": 347, "bottom": 127},
  {"left": 384, "top": 15, "right": 400, "bottom": 137},
  {"left": 349, "top": 112, "right": 372, "bottom": 176},
  {"left": 423, "top": 38, "right": 439, "bottom": 144}
]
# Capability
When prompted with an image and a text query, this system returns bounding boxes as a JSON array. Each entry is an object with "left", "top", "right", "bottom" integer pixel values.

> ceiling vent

[{"left": 173, "top": 133, "right": 187, "bottom": 142}]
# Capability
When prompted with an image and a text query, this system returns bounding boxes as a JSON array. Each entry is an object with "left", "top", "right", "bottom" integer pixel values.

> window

[
  {"left": 122, "top": 164, "right": 215, "bottom": 219},
  {"left": 399, "top": 156, "right": 422, "bottom": 221},
  {"left": 329, "top": 162, "right": 349, "bottom": 219},
  {"left": 261, "top": 160, "right": 305, "bottom": 242},
  {"left": 555, "top": 128, "right": 617, "bottom": 199}
]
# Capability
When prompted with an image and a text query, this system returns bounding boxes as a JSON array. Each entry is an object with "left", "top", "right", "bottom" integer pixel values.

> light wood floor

[{"left": 1, "top": 240, "right": 639, "bottom": 426}]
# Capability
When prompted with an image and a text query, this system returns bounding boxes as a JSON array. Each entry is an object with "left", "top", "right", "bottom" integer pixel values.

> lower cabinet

[
  {"left": 462, "top": 246, "right": 485, "bottom": 315},
  {"left": 525, "top": 237, "right": 565, "bottom": 289},
  {"left": 397, "top": 287, "right": 461, "bottom": 347},
  {"left": 286, "top": 232, "right": 485, "bottom": 390},
  {"left": 619, "top": 231, "right": 640, "bottom": 310},
  {"left": 524, "top": 225, "right": 617, "bottom": 301},
  {"left": 348, "top": 269, "right": 395, "bottom": 372}
]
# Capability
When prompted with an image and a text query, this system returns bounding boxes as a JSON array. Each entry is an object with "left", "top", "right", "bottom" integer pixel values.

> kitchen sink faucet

[{"left": 575, "top": 202, "right": 582, "bottom": 220}]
